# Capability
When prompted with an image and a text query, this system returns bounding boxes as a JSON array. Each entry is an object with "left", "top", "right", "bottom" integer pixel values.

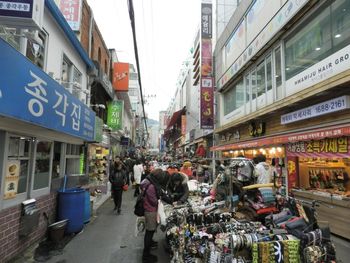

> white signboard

[
  {"left": 281, "top": 96, "right": 350, "bottom": 124},
  {"left": 286, "top": 44, "right": 350, "bottom": 96}
]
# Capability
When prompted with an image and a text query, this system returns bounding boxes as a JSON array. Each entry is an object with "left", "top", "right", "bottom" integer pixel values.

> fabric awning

[
  {"left": 166, "top": 108, "right": 185, "bottom": 130},
  {"left": 210, "top": 124, "right": 350, "bottom": 151}
]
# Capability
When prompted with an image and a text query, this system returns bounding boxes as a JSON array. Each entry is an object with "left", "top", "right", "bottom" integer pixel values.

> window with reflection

[
  {"left": 33, "top": 141, "right": 52, "bottom": 190},
  {"left": 256, "top": 62, "right": 266, "bottom": 97},
  {"left": 7, "top": 136, "right": 31, "bottom": 195},
  {"left": 223, "top": 78, "right": 244, "bottom": 115},
  {"left": 285, "top": 0, "right": 350, "bottom": 80}
]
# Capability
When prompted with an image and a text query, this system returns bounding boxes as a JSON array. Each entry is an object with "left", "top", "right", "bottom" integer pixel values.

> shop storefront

[
  {"left": 287, "top": 135, "right": 350, "bottom": 239},
  {"left": 0, "top": 35, "right": 96, "bottom": 261}
]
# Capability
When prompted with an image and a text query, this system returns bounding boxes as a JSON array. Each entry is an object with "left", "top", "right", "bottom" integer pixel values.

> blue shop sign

[{"left": 0, "top": 38, "right": 95, "bottom": 141}]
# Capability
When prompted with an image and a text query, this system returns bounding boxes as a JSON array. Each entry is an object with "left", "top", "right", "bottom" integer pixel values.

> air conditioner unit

[{"left": 0, "top": 0, "right": 44, "bottom": 30}]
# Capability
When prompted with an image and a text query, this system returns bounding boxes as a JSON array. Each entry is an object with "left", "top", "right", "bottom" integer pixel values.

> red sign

[
  {"left": 181, "top": 115, "right": 186, "bottom": 135},
  {"left": 58, "top": 0, "right": 82, "bottom": 31},
  {"left": 200, "top": 77, "right": 214, "bottom": 129},
  {"left": 112, "top": 63, "right": 129, "bottom": 92},
  {"left": 211, "top": 124, "right": 350, "bottom": 151}
]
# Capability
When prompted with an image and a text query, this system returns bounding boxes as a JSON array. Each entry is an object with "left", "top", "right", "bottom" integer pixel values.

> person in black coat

[
  {"left": 166, "top": 172, "right": 189, "bottom": 205},
  {"left": 109, "top": 158, "right": 127, "bottom": 214}
]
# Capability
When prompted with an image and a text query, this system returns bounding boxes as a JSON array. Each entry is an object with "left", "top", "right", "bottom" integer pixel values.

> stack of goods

[{"left": 163, "top": 193, "right": 336, "bottom": 262}]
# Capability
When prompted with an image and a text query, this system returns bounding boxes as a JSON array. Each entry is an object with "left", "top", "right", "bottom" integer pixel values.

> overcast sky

[{"left": 87, "top": 0, "right": 201, "bottom": 121}]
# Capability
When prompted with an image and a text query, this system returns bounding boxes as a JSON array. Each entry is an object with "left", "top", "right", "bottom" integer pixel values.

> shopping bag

[{"left": 157, "top": 200, "right": 166, "bottom": 226}]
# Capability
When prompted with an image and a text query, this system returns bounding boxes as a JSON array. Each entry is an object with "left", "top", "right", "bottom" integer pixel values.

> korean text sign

[
  {"left": 57, "top": 0, "right": 82, "bottom": 31},
  {"left": 0, "top": 38, "right": 95, "bottom": 141},
  {"left": 107, "top": 101, "right": 123, "bottom": 131},
  {"left": 112, "top": 62, "right": 129, "bottom": 92},
  {"left": 200, "top": 77, "right": 214, "bottom": 129}
]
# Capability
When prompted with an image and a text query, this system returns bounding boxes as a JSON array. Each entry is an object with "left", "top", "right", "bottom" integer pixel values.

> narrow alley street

[{"left": 42, "top": 190, "right": 169, "bottom": 263}]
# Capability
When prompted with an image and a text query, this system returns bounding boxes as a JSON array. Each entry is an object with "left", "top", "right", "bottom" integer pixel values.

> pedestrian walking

[
  {"left": 140, "top": 168, "right": 169, "bottom": 263},
  {"left": 133, "top": 159, "right": 144, "bottom": 197},
  {"left": 109, "top": 158, "right": 127, "bottom": 214}
]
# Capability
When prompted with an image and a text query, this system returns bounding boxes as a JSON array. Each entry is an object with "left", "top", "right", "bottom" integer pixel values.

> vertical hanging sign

[
  {"left": 181, "top": 115, "right": 186, "bottom": 135},
  {"left": 107, "top": 101, "right": 123, "bottom": 131},
  {"left": 200, "top": 0, "right": 214, "bottom": 129}
]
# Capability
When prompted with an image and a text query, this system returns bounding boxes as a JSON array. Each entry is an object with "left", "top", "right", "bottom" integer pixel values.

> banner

[
  {"left": 94, "top": 116, "right": 103, "bottom": 142},
  {"left": 112, "top": 62, "right": 129, "bottom": 91},
  {"left": 200, "top": 77, "right": 214, "bottom": 129},
  {"left": 200, "top": 0, "right": 213, "bottom": 129},
  {"left": 107, "top": 101, "right": 123, "bottom": 131},
  {"left": 201, "top": 2, "right": 212, "bottom": 38},
  {"left": 181, "top": 115, "right": 186, "bottom": 135},
  {"left": 56, "top": 0, "right": 82, "bottom": 31}
]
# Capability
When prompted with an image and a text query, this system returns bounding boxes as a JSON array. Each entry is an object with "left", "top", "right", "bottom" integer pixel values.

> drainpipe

[{"left": 88, "top": 7, "right": 94, "bottom": 58}]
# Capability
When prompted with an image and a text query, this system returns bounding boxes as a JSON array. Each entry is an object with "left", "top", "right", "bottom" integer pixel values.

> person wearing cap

[
  {"left": 167, "top": 172, "right": 189, "bottom": 205},
  {"left": 180, "top": 161, "right": 193, "bottom": 179}
]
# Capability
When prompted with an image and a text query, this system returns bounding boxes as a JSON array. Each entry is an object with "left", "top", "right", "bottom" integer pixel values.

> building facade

[
  {"left": 213, "top": 0, "right": 350, "bottom": 239},
  {"left": 0, "top": 1, "right": 96, "bottom": 261}
]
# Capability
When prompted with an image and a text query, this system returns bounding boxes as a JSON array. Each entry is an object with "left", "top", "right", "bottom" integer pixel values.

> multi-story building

[
  {"left": 0, "top": 1, "right": 96, "bottom": 261},
  {"left": 213, "top": 0, "right": 350, "bottom": 239}
]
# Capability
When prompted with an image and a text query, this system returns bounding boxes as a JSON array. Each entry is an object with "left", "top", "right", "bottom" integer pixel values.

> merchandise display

[
  {"left": 88, "top": 146, "right": 109, "bottom": 185},
  {"left": 161, "top": 159, "right": 337, "bottom": 263}
]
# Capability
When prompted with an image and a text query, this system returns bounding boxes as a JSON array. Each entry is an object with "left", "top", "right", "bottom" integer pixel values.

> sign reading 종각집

[
  {"left": 107, "top": 101, "right": 123, "bottom": 131},
  {"left": 0, "top": 38, "right": 95, "bottom": 141}
]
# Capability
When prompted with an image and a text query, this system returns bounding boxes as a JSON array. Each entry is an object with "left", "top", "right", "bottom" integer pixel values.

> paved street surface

[
  {"left": 11, "top": 189, "right": 350, "bottom": 263},
  {"left": 44, "top": 189, "right": 169, "bottom": 263}
]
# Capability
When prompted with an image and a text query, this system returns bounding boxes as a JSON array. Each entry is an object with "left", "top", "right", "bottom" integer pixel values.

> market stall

[
  {"left": 287, "top": 137, "right": 350, "bottom": 239},
  {"left": 159, "top": 161, "right": 336, "bottom": 263}
]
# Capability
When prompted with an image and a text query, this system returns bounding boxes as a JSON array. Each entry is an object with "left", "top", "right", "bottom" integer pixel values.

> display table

[{"left": 292, "top": 189, "right": 350, "bottom": 240}]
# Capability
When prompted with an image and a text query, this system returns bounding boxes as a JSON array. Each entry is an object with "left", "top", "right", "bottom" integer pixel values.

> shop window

[
  {"left": 284, "top": 2, "right": 340, "bottom": 80},
  {"left": 266, "top": 56, "right": 272, "bottom": 91},
  {"left": 274, "top": 47, "right": 283, "bottom": 100},
  {"left": 256, "top": 61, "right": 265, "bottom": 97},
  {"left": 245, "top": 74, "right": 250, "bottom": 103},
  {"left": 332, "top": 0, "right": 350, "bottom": 51},
  {"left": 223, "top": 78, "right": 244, "bottom": 115},
  {"left": 26, "top": 30, "right": 47, "bottom": 70},
  {"left": 66, "top": 144, "right": 84, "bottom": 176},
  {"left": 33, "top": 141, "right": 52, "bottom": 190},
  {"left": 251, "top": 70, "right": 257, "bottom": 100},
  {"left": 0, "top": 26, "right": 20, "bottom": 50},
  {"left": 7, "top": 136, "right": 31, "bottom": 195},
  {"left": 61, "top": 56, "right": 72, "bottom": 90},
  {"left": 52, "top": 142, "right": 62, "bottom": 179},
  {"left": 72, "top": 67, "right": 82, "bottom": 101}
]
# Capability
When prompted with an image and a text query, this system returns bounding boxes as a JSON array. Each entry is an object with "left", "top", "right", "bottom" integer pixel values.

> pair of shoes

[
  {"left": 142, "top": 253, "right": 158, "bottom": 262},
  {"left": 117, "top": 209, "right": 121, "bottom": 214}
]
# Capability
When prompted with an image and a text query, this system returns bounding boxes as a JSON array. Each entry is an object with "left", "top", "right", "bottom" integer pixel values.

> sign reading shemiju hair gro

[
  {"left": 107, "top": 100, "right": 123, "bottom": 131},
  {"left": 0, "top": 38, "right": 95, "bottom": 141}
]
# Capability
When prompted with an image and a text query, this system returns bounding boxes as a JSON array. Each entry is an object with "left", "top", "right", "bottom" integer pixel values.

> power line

[{"left": 127, "top": 0, "right": 148, "bottom": 142}]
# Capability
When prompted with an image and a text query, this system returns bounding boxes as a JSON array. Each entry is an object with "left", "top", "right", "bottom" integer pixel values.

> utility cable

[{"left": 127, "top": 0, "right": 148, "bottom": 142}]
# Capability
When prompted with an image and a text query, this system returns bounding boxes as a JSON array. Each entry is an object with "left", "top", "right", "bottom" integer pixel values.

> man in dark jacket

[
  {"left": 167, "top": 172, "right": 189, "bottom": 205},
  {"left": 109, "top": 159, "right": 127, "bottom": 214},
  {"left": 140, "top": 168, "right": 169, "bottom": 263}
]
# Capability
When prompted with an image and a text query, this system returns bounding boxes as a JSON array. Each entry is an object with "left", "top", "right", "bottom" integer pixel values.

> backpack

[{"left": 134, "top": 184, "right": 150, "bottom": 217}]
